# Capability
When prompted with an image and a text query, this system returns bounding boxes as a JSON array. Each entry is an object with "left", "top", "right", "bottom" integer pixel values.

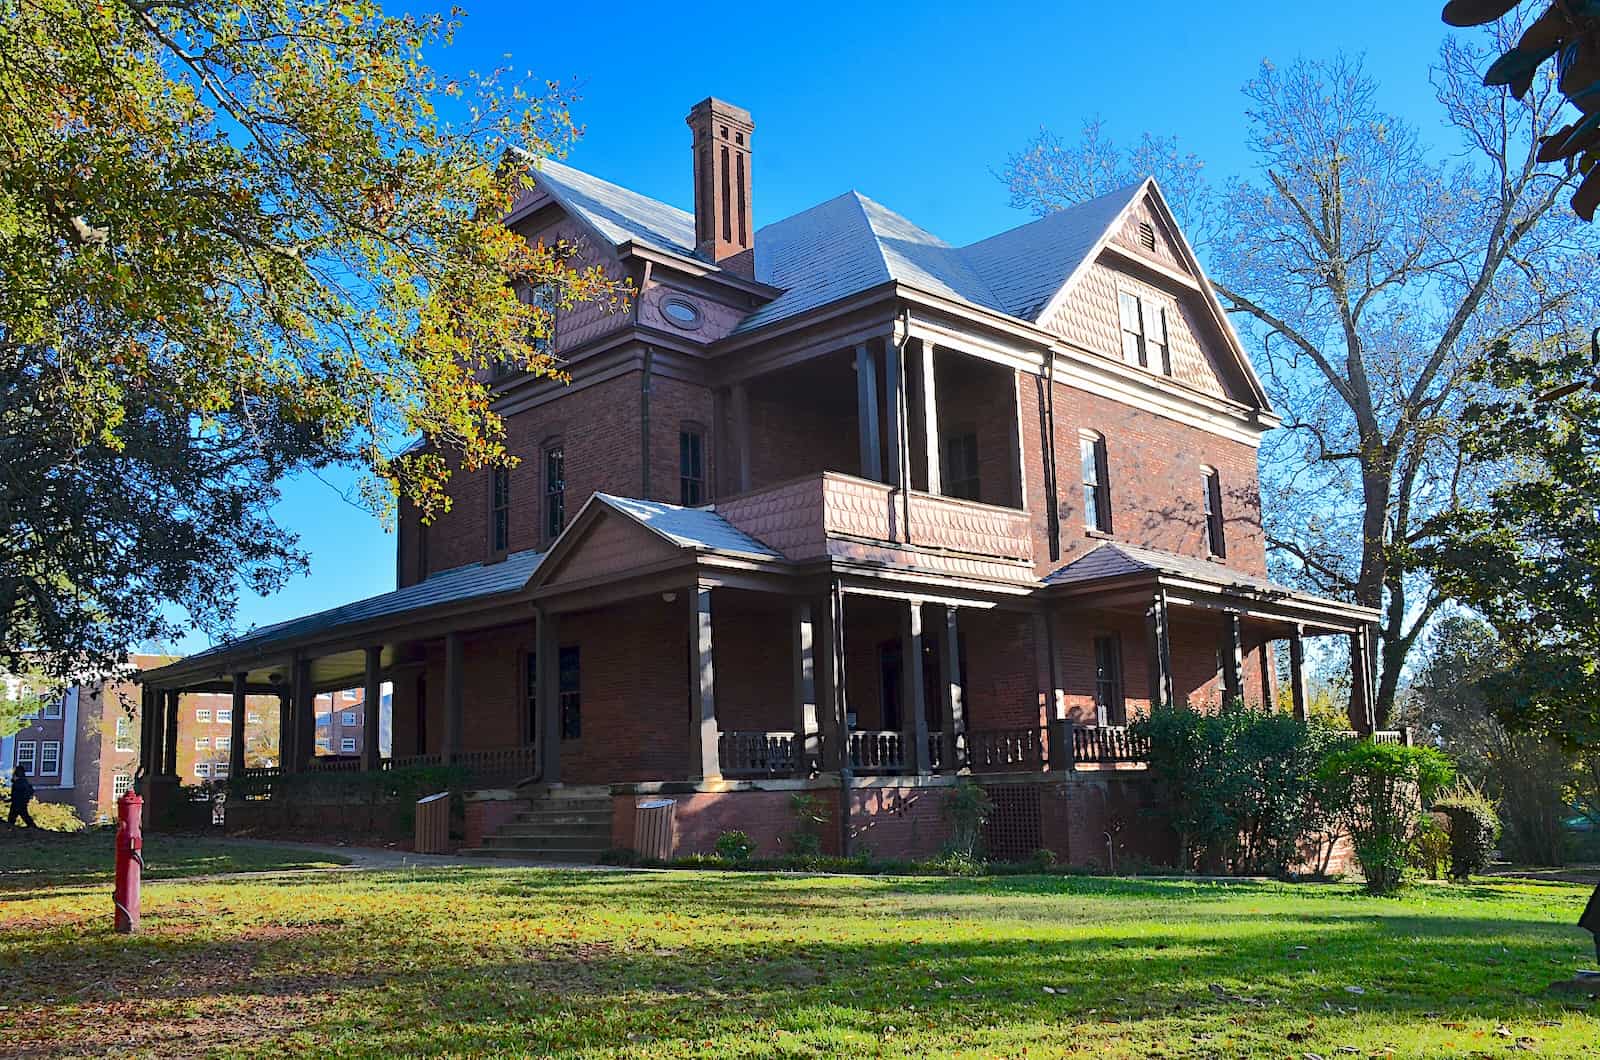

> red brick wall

[
  {"left": 963, "top": 610, "right": 1040, "bottom": 733},
  {"left": 464, "top": 796, "right": 530, "bottom": 850},
  {"left": 710, "top": 592, "right": 794, "bottom": 733},
  {"left": 633, "top": 788, "right": 841, "bottom": 858},
  {"left": 1018, "top": 374, "right": 1266, "bottom": 579},
  {"left": 847, "top": 784, "right": 953, "bottom": 859},
  {"left": 744, "top": 383, "right": 860, "bottom": 489},
  {"left": 646, "top": 376, "right": 718, "bottom": 505}
]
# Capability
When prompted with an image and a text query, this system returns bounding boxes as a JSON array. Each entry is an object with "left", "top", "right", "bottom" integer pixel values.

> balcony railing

[
  {"left": 969, "top": 728, "right": 1045, "bottom": 772},
  {"left": 849, "top": 730, "right": 904, "bottom": 774},
  {"left": 1069, "top": 725, "right": 1150, "bottom": 765},
  {"left": 719, "top": 731, "right": 799, "bottom": 777}
]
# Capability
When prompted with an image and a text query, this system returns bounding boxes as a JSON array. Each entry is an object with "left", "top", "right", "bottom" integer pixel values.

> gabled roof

[
  {"left": 961, "top": 182, "right": 1145, "bottom": 320},
  {"left": 1044, "top": 541, "right": 1284, "bottom": 593},
  {"left": 595, "top": 495, "right": 784, "bottom": 559},
  {"left": 523, "top": 156, "right": 699, "bottom": 260},
  {"left": 173, "top": 548, "right": 547, "bottom": 667}
]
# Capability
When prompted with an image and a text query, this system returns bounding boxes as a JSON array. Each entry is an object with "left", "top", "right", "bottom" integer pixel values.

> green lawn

[
  {"left": 0, "top": 828, "right": 348, "bottom": 889},
  {"left": 0, "top": 853, "right": 1596, "bottom": 1057}
]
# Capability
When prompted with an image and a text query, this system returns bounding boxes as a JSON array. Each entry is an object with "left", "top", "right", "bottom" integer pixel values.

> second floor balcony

[{"left": 716, "top": 470, "right": 1034, "bottom": 583}]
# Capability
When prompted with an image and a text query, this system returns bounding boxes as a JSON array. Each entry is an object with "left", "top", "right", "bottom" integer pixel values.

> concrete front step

[
  {"left": 482, "top": 834, "right": 611, "bottom": 852},
  {"left": 513, "top": 808, "right": 613, "bottom": 823},
  {"left": 476, "top": 789, "right": 618, "bottom": 864},
  {"left": 460, "top": 846, "right": 609, "bottom": 863},
  {"left": 493, "top": 821, "right": 611, "bottom": 838}
]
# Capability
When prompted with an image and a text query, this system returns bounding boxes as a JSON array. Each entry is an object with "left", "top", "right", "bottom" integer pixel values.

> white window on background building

[
  {"left": 195, "top": 737, "right": 209, "bottom": 750},
  {"left": 115, "top": 715, "right": 135, "bottom": 752},
  {"left": 40, "top": 741, "right": 60, "bottom": 775},
  {"left": 213, "top": 763, "right": 230, "bottom": 779},
  {"left": 14, "top": 741, "right": 36, "bottom": 774},
  {"left": 113, "top": 773, "right": 133, "bottom": 797},
  {"left": 340, "top": 737, "right": 357, "bottom": 754},
  {"left": 196, "top": 709, "right": 211, "bottom": 723},
  {"left": 194, "top": 762, "right": 210, "bottom": 779},
  {"left": 217, "top": 708, "right": 231, "bottom": 724},
  {"left": 247, "top": 712, "right": 261, "bottom": 724},
  {"left": 316, "top": 737, "right": 330, "bottom": 751},
  {"left": 341, "top": 712, "right": 357, "bottom": 726},
  {"left": 42, "top": 697, "right": 62, "bottom": 720},
  {"left": 342, "top": 690, "right": 358, "bottom": 702},
  {"left": 216, "top": 735, "right": 230, "bottom": 752}
]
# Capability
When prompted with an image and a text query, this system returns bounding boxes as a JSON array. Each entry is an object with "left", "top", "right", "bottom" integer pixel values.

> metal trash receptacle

[
  {"left": 633, "top": 798, "right": 676, "bottom": 861},
  {"left": 415, "top": 791, "right": 450, "bottom": 854}
]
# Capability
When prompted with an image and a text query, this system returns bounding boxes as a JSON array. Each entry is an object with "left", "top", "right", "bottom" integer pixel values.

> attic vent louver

[{"left": 1138, "top": 221, "right": 1156, "bottom": 252}]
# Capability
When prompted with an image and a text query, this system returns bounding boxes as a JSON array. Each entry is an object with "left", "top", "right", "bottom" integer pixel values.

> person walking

[{"left": 8, "top": 763, "right": 37, "bottom": 828}]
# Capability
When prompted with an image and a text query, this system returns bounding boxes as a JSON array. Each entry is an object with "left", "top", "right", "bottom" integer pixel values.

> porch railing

[
  {"left": 1069, "top": 725, "right": 1150, "bottom": 765},
  {"left": 232, "top": 766, "right": 281, "bottom": 801},
  {"left": 306, "top": 756, "right": 363, "bottom": 773},
  {"left": 969, "top": 728, "right": 1045, "bottom": 772},
  {"left": 849, "top": 730, "right": 904, "bottom": 774},
  {"left": 385, "top": 752, "right": 443, "bottom": 770},
  {"left": 719, "top": 731, "right": 799, "bottom": 777}
]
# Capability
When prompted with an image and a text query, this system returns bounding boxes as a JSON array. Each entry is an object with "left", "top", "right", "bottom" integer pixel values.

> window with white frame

[
  {"left": 40, "top": 741, "right": 60, "bottom": 775},
  {"left": 196, "top": 708, "right": 211, "bottom": 723},
  {"left": 213, "top": 763, "right": 230, "bottom": 779},
  {"left": 1117, "top": 289, "right": 1172, "bottom": 376},
  {"left": 340, "top": 737, "right": 357, "bottom": 754},
  {"left": 115, "top": 715, "right": 135, "bottom": 752},
  {"left": 113, "top": 773, "right": 133, "bottom": 797},
  {"left": 342, "top": 690, "right": 358, "bottom": 702},
  {"left": 194, "top": 762, "right": 210, "bottom": 779},
  {"left": 217, "top": 708, "right": 232, "bottom": 724},
  {"left": 14, "top": 741, "right": 35, "bottom": 774},
  {"left": 195, "top": 737, "right": 209, "bottom": 750},
  {"left": 42, "top": 697, "right": 62, "bottom": 719},
  {"left": 247, "top": 712, "right": 261, "bottom": 724},
  {"left": 1080, "top": 431, "right": 1112, "bottom": 534},
  {"left": 341, "top": 711, "right": 357, "bottom": 726},
  {"left": 216, "top": 735, "right": 230, "bottom": 752}
]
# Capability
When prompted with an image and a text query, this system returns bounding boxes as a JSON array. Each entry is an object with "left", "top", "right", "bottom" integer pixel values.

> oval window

[{"left": 661, "top": 296, "right": 702, "bottom": 329}]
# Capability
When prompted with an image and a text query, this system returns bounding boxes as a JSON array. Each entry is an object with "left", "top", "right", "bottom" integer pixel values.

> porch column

[
  {"left": 854, "top": 342, "right": 882, "bottom": 482},
  {"left": 229, "top": 673, "right": 247, "bottom": 778},
  {"left": 689, "top": 585, "right": 721, "bottom": 780},
  {"left": 1034, "top": 611, "right": 1063, "bottom": 769},
  {"left": 939, "top": 605, "right": 966, "bottom": 771},
  {"left": 291, "top": 657, "right": 313, "bottom": 770},
  {"left": 536, "top": 608, "right": 561, "bottom": 784},
  {"left": 902, "top": 599, "right": 932, "bottom": 774},
  {"left": 884, "top": 337, "right": 907, "bottom": 490},
  {"left": 1289, "top": 624, "right": 1310, "bottom": 722},
  {"left": 1219, "top": 612, "right": 1243, "bottom": 705},
  {"left": 162, "top": 689, "right": 179, "bottom": 775},
  {"left": 730, "top": 382, "right": 752, "bottom": 493},
  {"left": 442, "top": 631, "right": 463, "bottom": 763},
  {"left": 1145, "top": 590, "right": 1175, "bottom": 711},
  {"left": 791, "top": 600, "right": 819, "bottom": 772},
  {"left": 919, "top": 338, "right": 941, "bottom": 496},
  {"left": 361, "top": 646, "right": 383, "bottom": 771},
  {"left": 1348, "top": 624, "right": 1375, "bottom": 733},
  {"left": 275, "top": 688, "right": 291, "bottom": 771},
  {"left": 138, "top": 684, "right": 159, "bottom": 781},
  {"left": 819, "top": 581, "right": 849, "bottom": 774}
]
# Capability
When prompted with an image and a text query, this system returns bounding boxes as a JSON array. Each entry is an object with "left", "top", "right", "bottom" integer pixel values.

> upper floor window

[
  {"left": 1203, "top": 467, "right": 1226, "bottom": 558},
  {"left": 1117, "top": 290, "right": 1172, "bottom": 376},
  {"left": 217, "top": 708, "right": 232, "bottom": 724},
  {"left": 341, "top": 711, "right": 358, "bottom": 726},
  {"left": 941, "top": 433, "right": 981, "bottom": 502},
  {"left": 680, "top": 427, "right": 705, "bottom": 506},
  {"left": 1080, "top": 432, "right": 1111, "bottom": 534},
  {"left": 342, "top": 690, "right": 358, "bottom": 702},
  {"left": 495, "top": 281, "right": 558, "bottom": 380},
  {"left": 114, "top": 715, "right": 134, "bottom": 752},
  {"left": 196, "top": 708, "right": 211, "bottom": 724},
  {"left": 42, "top": 697, "right": 62, "bottom": 720},
  {"left": 544, "top": 444, "right": 566, "bottom": 541},
  {"left": 490, "top": 466, "right": 511, "bottom": 555},
  {"left": 340, "top": 737, "right": 357, "bottom": 754}
]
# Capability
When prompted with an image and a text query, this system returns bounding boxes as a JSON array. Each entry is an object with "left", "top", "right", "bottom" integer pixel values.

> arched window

[
  {"left": 1080, "top": 431, "right": 1111, "bottom": 533},
  {"left": 679, "top": 423, "right": 706, "bottom": 506}
]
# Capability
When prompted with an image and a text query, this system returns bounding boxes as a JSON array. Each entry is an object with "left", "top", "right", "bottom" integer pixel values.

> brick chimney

[{"left": 687, "top": 98, "right": 754, "bottom": 278}]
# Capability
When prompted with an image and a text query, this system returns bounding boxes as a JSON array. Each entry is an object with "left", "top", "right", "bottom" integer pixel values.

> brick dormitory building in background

[{"left": 133, "top": 98, "right": 1383, "bottom": 865}]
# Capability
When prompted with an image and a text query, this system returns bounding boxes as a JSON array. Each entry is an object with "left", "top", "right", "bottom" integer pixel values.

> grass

[
  {"left": 0, "top": 841, "right": 1596, "bottom": 1057},
  {"left": 0, "top": 828, "right": 348, "bottom": 889}
]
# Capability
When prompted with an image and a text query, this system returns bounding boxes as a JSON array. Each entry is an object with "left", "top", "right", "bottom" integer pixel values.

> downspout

[
  {"left": 637, "top": 261, "right": 654, "bottom": 499},
  {"left": 1044, "top": 347, "right": 1061, "bottom": 563}
]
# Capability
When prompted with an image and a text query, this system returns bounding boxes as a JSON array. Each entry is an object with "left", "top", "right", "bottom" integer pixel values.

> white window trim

[
  {"left": 39, "top": 741, "right": 60, "bottom": 775},
  {"left": 340, "top": 737, "right": 357, "bottom": 754},
  {"left": 196, "top": 709, "right": 212, "bottom": 723},
  {"left": 15, "top": 741, "right": 36, "bottom": 772}
]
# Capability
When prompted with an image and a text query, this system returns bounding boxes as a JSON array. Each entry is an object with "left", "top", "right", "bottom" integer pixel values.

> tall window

[
  {"left": 1203, "top": 467, "right": 1226, "bottom": 558},
  {"left": 1118, "top": 290, "right": 1172, "bottom": 376},
  {"left": 679, "top": 427, "right": 705, "bottom": 506},
  {"left": 544, "top": 445, "right": 566, "bottom": 541},
  {"left": 14, "top": 741, "right": 35, "bottom": 774},
  {"left": 941, "top": 432, "right": 981, "bottom": 501},
  {"left": 490, "top": 466, "right": 511, "bottom": 554},
  {"left": 558, "top": 646, "right": 581, "bottom": 740},
  {"left": 1094, "top": 635, "right": 1126, "bottom": 726},
  {"left": 40, "top": 741, "right": 60, "bottom": 775},
  {"left": 115, "top": 715, "right": 134, "bottom": 752},
  {"left": 1080, "top": 432, "right": 1111, "bottom": 533},
  {"left": 495, "top": 281, "right": 558, "bottom": 380}
]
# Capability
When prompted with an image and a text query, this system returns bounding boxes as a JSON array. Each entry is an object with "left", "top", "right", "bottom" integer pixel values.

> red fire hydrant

[{"left": 114, "top": 791, "right": 143, "bottom": 934}]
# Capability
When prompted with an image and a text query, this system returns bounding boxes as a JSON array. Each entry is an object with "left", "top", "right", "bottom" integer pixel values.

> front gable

[{"left": 534, "top": 506, "right": 685, "bottom": 591}]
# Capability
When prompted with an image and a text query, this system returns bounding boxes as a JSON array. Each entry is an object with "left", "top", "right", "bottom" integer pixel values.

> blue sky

[{"left": 177, "top": 0, "right": 1472, "bottom": 651}]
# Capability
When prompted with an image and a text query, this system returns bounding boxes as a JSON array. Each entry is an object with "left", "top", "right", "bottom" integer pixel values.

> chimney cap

[{"left": 686, "top": 97, "right": 754, "bottom": 131}]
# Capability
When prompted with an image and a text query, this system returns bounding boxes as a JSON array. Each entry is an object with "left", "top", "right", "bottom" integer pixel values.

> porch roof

[{"left": 1042, "top": 542, "right": 1378, "bottom": 632}]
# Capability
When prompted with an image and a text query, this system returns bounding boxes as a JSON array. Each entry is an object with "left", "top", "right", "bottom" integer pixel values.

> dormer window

[{"left": 1117, "top": 289, "right": 1172, "bottom": 376}]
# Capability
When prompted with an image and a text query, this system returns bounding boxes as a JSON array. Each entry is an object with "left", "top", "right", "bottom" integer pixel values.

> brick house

[{"left": 139, "top": 99, "right": 1379, "bottom": 864}]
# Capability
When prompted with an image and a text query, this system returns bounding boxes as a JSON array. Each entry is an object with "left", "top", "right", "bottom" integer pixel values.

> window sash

[
  {"left": 40, "top": 741, "right": 60, "bottom": 774},
  {"left": 15, "top": 741, "right": 35, "bottom": 772},
  {"left": 340, "top": 738, "right": 357, "bottom": 753},
  {"left": 1204, "top": 471, "right": 1226, "bottom": 557},
  {"left": 558, "top": 646, "right": 581, "bottom": 740},
  {"left": 1147, "top": 303, "right": 1171, "bottom": 375},
  {"left": 491, "top": 466, "right": 511, "bottom": 553},
  {"left": 679, "top": 430, "right": 705, "bottom": 506},
  {"left": 544, "top": 447, "right": 566, "bottom": 540},
  {"left": 115, "top": 716, "right": 134, "bottom": 752},
  {"left": 1080, "top": 435, "right": 1111, "bottom": 532},
  {"left": 1093, "top": 636, "right": 1126, "bottom": 727},
  {"left": 1118, "top": 291, "right": 1146, "bottom": 367},
  {"left": 941, "top": 433, "right": 981, "bottom": 501},
  {"left": 196, "top": 709, "right": 211, "bottom": 723}
]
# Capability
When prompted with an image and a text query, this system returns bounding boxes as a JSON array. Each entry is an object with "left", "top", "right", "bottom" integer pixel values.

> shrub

[
  {"left": 1434, "top": 781, "right": 1500, "bottom": 879},
  {"left": 1133, "top": 700, "right": 1353, "bottom": 874},
  {"left": 785, "top": 792, "right": 830, "bottom": 858},
  {"left": 1320, "top": 740, "right": 1455, "bottom": 894},
  {"left": 918, "top": 850, "right": 986, "bottom": 876},
  {"left": 1409, "top": 812, "right": 1451, "bottom": 880},
  {"left": 598, "top": 847, "right": 640, "bottom": 866},
  {"left": 941, "top": 780, "right": 993, "bottom": 859},
  {"left": 713, "top": 830, "right": 755, "bottom": 863}
]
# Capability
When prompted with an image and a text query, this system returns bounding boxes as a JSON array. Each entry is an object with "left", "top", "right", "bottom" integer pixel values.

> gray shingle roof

[
  {"left": 179, "top": 548, "right": 547, "bottom": 664},
  {"left": 596, "top": 495, "right": 783, "bottom": 559},
  {"left": 531, "top": 158, "right": 699, "bottom": 259},
  {"left": 1044, "top": 541, "right": 1284, "bottom": 594},
  {"left": 961, "top": 182, "right": 1146, "bottom": 320}
]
